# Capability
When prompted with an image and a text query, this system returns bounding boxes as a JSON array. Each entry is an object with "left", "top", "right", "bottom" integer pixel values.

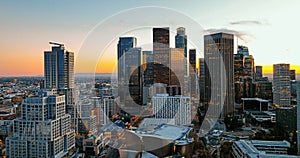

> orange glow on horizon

[{"left": 262, "top": 65, "right": 300, "bottom": 74}]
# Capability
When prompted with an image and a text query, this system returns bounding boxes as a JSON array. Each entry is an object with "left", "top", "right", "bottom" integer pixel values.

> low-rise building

[{"left": 232, "top": 140, "right": 299, "bottom": 158}]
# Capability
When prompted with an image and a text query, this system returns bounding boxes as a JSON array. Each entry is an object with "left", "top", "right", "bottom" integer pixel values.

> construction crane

[{"left": 49, "top": 41, "right": 64, "bottom": 47}]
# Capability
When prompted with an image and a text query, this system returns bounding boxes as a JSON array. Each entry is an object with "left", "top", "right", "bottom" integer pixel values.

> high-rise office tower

[
  {"left": 117, "top": 37, "right": 137, "bottom": 106},
  {"left": 44, "top": 42, "right": 75, "bottom": 125},
  {"left": 124, "top": 47, "right": 143, "bottom": 115},
  {"left": 142, "top": 51, "right": 154, "bottom": 105},
  {"left": 6, "top": 90, "right": 75, "bottom": 158},
  {"left": 170, "top": 48, "right": 185, "bottom": 87},
  {"left": 199, "top": 58, "right": 206, "bottom": 104},
  {"left": 44, "top": 42, "right": 74, "bottom": 89},
  {"left": 152, "top": 94, "right": 191, "bottom": 126},
  {"left": 204, "top": 33, "right": 234, "bottom": 117},
  {"left": 255, "top": 66, "right": 263, "bottom": 81},
  {"left": 236, "top": 45, "right": 254, "bottom": 78},
  {"left": 175, "top": 27, "right": 188, "bottom": 95},
  {"left": 273, "top": 64, "right": 291, "bottom": 107},
  {"left": 297, "top": 82, "right": 300, "bottom": 155},
  {"left": 234, "top": 54, "right": 244, "bottom": 82},
  {"left": 153, "top": 27, "right": 170, "bottom": 85},
  {"left": 243, "top": 55, "right": 254, "bottom": 77},
  {"left": 175, "top": 27, "right": 187, "bottom": 73},
  {"left": 290, "top": 70, "right": 296, "bottom": 80},
  {"left": 189, "top": 49, "right": 197, "bottom": 98},
  {"left": 142, "top": 51, "right": 154, "bottom": 86}
]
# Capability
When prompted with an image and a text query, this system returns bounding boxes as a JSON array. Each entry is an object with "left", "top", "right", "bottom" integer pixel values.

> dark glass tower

[
  {"left": 204, "top": 33, "right": 234, "bottom": 117},
  {"left": 153, "top": 27, "right": 170, "bottom": 85},
  {"left": 189, "top": 49, "right": 197, "bottom": 98},
  {"left": 117, "top": 37, "right": 137, "bottom": 105}
]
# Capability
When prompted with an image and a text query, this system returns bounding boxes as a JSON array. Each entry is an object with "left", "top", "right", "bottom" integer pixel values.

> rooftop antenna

[{"left": 49, "top": 41, "right": 64, "bottom": 47}]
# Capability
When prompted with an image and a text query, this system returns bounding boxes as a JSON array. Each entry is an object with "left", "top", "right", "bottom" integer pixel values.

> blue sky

[{"left": 0, "top": 0, "right": 299, "bottom": 75}]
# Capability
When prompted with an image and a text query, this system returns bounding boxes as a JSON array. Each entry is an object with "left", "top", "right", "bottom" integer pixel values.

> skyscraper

[
  {"left": 142, "top": 51, "right": 154, "bottom": 86},
  {"left": 204, "top": 33, "right": 234, "bottom": 117},
  {"left": 153, "top": 27, "right": 170, "bottom": 85},
  {"left": 189, "top": 49, "right": 197, "bottom": 98},
  {"left": 199, "top": 58, "right": 206, "bottom": 104},
  {"left": 142, "top": 51, "right": 153, "bottom": 105},
  {"left": 175, "top": 27, "right": 188, "bottom": 95},
  {"left": 273, "top": 63, "right": 291, "bottom": 107},
  {"left": 175, "top": 27, "right": 187, "bottom": 57},
  {"left": 117, "top": 37, "right": 137, "bottom": 106},
  {"left": 44, "top": 42, "right": 74, "bottom": 89},
  {"left": 6, "top": 90, "right": 75, "bottom": 158},
  {"left": 175, "top": 27, "right": 188, "bottom": 74},
  {"left": 290, "top": 70, "right": 296, "bottom": 80},
  {"left": 44, "top": 42, "right": 75, "bottom": 125},
  {"left": 170, "top": 48, "right": 185, "bottom": 87},
  {"left": 243, "top": 55, "right": 255, "bottom": 77},
  {"left": 117, "top": 46, "right": 143, "bottom": 115},
  {"left": 234, "top": 53, "right": 244, "bottom": 82},
  {"left": 255, "top": 66, "right": 263, "bottom": 81},
  {"left": 297, "top": 82, "right": 300, "bottom": 155},
  {"left": 124, "top": 47, "right": 143, "bottom": 113}
]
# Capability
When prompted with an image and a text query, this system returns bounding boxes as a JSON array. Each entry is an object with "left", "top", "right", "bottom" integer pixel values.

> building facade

[
  {"left": 152, "top": 94, "right": 191, "bottom": 126},
  {"left": 204, "top": 33, "right": 235, "bottom": 117},
  {"left": 117, "top": 37, "right": 137, "bottom": 106},
  {"left": 153, "top": 27, "right": 170, "bottom": 85},
  {"left": 189, "top": 49, "right": 197, "bottom": 99},
  {"left": 44, "top": 42, "right": 75, "bottom": 126},
  {"left": 6, "top": 90, "right": 75, "bottom": 158},
  {"left": 273, "top": 64, "right": 291, "bottom": 107}
]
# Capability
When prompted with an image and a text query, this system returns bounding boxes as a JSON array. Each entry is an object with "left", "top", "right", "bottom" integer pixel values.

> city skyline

[{"left": 0, "top": 0, "right": 300, "bottom": 76}]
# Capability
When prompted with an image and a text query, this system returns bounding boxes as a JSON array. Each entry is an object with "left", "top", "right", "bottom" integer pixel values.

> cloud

[
  {"left": 229, "top": 20, "right": 269, "bottom": 26},
  {"left": 205, "top": 28, "right": 253, "bottom": 43}
]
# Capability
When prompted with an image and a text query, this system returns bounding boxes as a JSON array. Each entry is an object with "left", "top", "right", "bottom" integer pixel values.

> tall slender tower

[
  {"left": 189, "top": 49, "right": 197, "bottom": 98},
  {"left": 153, "top": 27, "right": 170, "bottom": 85},
  {"left": 199, "top": 58, "right": 206, "bottom": 104},
  {"left": 273, "top": 63, "right": 291, "bottom": 107},
  {"left": 124, "top": 47, "right": 143, "bottom": 115},
  {"left": 175, "top": 27, "right": 188, "bottom": 95},
  {"left": 297, "top": 82, "right": 300, "bottom": 155},
  {"left": 204, "top": 33, "right": 234, "bottom": 117},
  {"left": 175, "top": 27, "right": 187, "bottom": 74},
  {"left": 44, "top": 42, "right": 75, "bottom": 125},
  {"left": 44, "top": 42, "right": 74, "bottom": 89},
  {"left": 255, "top": 66, "right": 263, "bottom": 81},
  {"left": 117, "top": 37, "right": 137, "bottom": 106}
]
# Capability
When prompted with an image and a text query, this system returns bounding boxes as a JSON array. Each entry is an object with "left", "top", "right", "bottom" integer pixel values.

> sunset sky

[{"left": 0, "top": 0, "right": 299, "bottom": 76}]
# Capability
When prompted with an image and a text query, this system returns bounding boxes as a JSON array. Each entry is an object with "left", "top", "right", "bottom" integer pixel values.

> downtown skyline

[{"left": 0, "top": 0, "right": 300, "bottom": 76}]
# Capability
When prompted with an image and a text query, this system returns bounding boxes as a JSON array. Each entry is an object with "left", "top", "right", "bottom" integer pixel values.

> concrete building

[
  {"left": 242, "top": 98, "right": 269, "bottom": 112},
  {"left": 232, "top": 140, "right": 294, "bottom": 158},
  {"left": 152, "top": 94, "right": 191, "bottom": 126},
  {"left": 0, "top": 112, "right": 16, "bottom": 137},
  {"left": 6, "top": 90, "right": 75, "bottom": 158}
]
